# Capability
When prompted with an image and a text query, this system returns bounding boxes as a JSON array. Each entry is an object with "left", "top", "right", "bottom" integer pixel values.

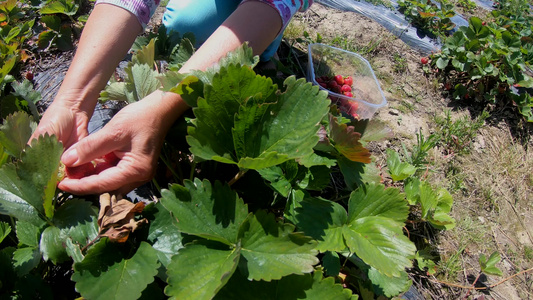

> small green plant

[
  {"left": 402, "top": 130, "right": 438, "bottom": 172},
  {"left": 393, "top": 52, "right": 408, "bottom": 73},
  {"left": 330, "top": 35, "right": 384, "bottom": 56},
  {"left": 433, "top": 109, "right": 489, "bottom": 154}
]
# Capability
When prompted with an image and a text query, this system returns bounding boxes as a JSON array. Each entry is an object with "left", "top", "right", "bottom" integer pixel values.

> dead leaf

[
  {"left": 97, "top": 193, "right": 147, "bottom": 243},
  {"left": 329, "top": 115, "right": 372, "bottom": 164}
]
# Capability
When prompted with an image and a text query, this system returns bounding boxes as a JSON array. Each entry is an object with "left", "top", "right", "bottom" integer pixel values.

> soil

[{"left": 29, "top": 2, "right": 532, "bottom": 299}]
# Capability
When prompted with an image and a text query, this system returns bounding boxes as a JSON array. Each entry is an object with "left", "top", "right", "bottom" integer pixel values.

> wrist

[{"left": 142, "top": 90, "right": 190, "bottom": 131}]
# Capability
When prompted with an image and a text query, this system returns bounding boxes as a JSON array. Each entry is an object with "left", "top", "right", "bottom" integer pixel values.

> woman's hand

[
  {"left": 58, "top": 91, "right": 188, "bottom": 196},
  {"left": 29, "top": 97, "right": 92, "bottom": 149}
]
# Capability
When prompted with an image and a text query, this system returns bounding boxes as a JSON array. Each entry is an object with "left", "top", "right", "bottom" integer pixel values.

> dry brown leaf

[
  {"left": 97, "top": 193, "right": 147, "bottom": 243},
  {"left": 329, "top": 115, "right": 372, "bottom": 164}
]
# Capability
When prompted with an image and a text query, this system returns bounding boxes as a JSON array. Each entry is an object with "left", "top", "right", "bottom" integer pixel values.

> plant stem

[
  {"left": 228, "top": 169, "right": 248, "bottom": 186},
  {"left": 189, "top": 161, "right": 197, "bottom": 181}
]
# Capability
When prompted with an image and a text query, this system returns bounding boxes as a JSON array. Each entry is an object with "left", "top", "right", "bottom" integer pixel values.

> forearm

[
  {"left": 180, "top": 1, "right": 282, "bottom": 73},
  {"left": 160, "top": 0, "right": 283, "bottom": 128},
  {"left": 55, "top": 4, "right": 142, "bottom": 113}
]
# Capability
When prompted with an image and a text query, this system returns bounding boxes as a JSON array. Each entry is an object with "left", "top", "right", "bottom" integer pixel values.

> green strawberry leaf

[
  {"left": 215, "top": 269, "right": 355, "bottom": 300},
  {"left": 12, "top": 247, "right": 41, "bottom": 277},
  {"left": 367, "top": 267, "right": 412, "bottom": 297},
  {"left": 52, "top": 198, "right": 99, "bottom": 246},
  {"left": 98, "top": 82, "right": 130, "bottom": 102},
  {"left": 479, "top": 251, "right": 503, "bottom": 276},
  {"left": 131, "top": 39, "right": 155, "bottom": 68},
  {"left": 415, "top": 249, "right": 437, "bottom": 275},
  {"left": 129, "top": 64, "right": 161, "bottom": 102},
  {"left": 322, "top": 251, "right": 341, "bottom": 276},
  {"left": 418, "top": 182, "right": 456, "bottom": 229},
  {"left": 160, "top": 178, "right": 248, "bottom": 245},
  {"left": 15, "top": 220, "right": 40, "bottom": 247},
  {"left": 0, "top": 221, "right": 11, "bottom": 244},
  {"left": 235, "top": 76, "right": 330, "bottom": 169},
  {"left": 40, "top": 0, "right": 79, "bottom": 16},
  {"left": 187, "top": 64, "right": 277, "bottom": 165},
  {"left": 187, "top": 63, "right": 330, "bottom": 170},
  {"left": 169, "top": 74, "right": 203, "bottom": 107},
  {"left": 146, "top": 202, "right": 185, "bottom": 270},
  {"left": 73, "top": 241, "right": 160, "bottom": 300},
  {"left": 216, "top": 42, "right": 259, "bottom": 70},
  {"left": 386, "top": 149, "right": 416, "bottom": 181},
  {"left": 0, "top": 134, "right": 62, "bottom": 225},
  {"left": 170, "top": 37, "right": 195, "bottom": 65},
  {"left": 292, "top": 196, "right": 348, "bottom": 252},
  {"left": 305, "top": 269, "right": 356, "bottom": 299},
  {"left": 239, "top": 210, "right": 319, "bottom": 281},
  {"left": 347, "top": 183, "right": 409, "bottom": 224},
  {"left": 338, "top": 157, "right": 382, "bottom": 190},
  {"left": 40, "top": 199, "right": 99, "bottom": 263},
  {"left": 344, "top": 216, "right": 415, "bottom": 277},
  {"left": 165, "top": 240, "right": 240, "bottom": 300},
  {"left": 11, "top": 80, "right": 41, "bottom": 120},
  {"left": 0, "top": 111, "right": 36, "bottom": 158},
  {"left": 40, "top": 226, "right": 69, "bottom": 264}
]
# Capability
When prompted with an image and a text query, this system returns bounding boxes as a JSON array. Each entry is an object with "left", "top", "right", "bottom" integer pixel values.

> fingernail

[{"left": 62, "top": 149, "right": 78, "bottom": 165}]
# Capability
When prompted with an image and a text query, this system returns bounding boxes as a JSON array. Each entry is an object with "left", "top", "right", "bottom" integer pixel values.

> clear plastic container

[{"left": 307, "top": 43, "right": 387, "bottom": 119}]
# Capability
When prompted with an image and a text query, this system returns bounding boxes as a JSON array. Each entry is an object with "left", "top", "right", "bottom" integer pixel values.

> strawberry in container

[{"left": 307, "top": 43, "right": 387, "bottom": 120}]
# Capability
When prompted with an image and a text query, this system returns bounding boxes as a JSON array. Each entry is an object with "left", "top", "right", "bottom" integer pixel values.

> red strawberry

[
  {"left": 104, "top": 152, "right": 120, "bottom": 165},
  {"left": 444, "top": 82, "right": 452, "bottom": 91},
  {"left": 421, "top": 57, "right": 429, "bottom": 64},
  {"left": 334, "top": 74, "right": 344, "bottom": 85},
  {"left": 343, "top": 91, "right": 353, "bottom": 98},
  {"left": 341, "top": 84, "right": 352, "bottom": 93},
  {"left": 65, "top": 162, "right": 95, "bottom": 179},
  {"left": 25, "top": 71, "right": 34, "bottom": 81},
  {"left": 94, "top": 161, "right": 114, "bottom": 174},
  {"left": 328, "top": 81, "right": 341, "bottom": 93},
  {"left": 344, "top": 76, "right": 353, "bottom": 86},
  {"left": 328, "top": 80, "right": 338, "bottom": 90}
]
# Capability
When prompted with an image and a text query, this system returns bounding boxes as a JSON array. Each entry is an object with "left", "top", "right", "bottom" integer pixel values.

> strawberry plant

[
  {"left": 397, "top": 0, "right": 456, "bottom": 38},
  {"left": 0, "top": 41, "right": 457, "bottom": 299},
  {"left": 430, "top": 9, "right": 533, "bottom": 121}
]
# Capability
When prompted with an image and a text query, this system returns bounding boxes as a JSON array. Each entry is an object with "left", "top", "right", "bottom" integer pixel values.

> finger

[
  {"left": 58, "top": 159, "right": 153, "bottom": 195},
  {"left": 62, "top": 127, "right": 125, "bottom": 167}
]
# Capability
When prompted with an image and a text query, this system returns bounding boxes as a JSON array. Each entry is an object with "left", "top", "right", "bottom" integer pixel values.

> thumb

[{"left": 62, "top": 129, "right": 122, "bottom": 166}]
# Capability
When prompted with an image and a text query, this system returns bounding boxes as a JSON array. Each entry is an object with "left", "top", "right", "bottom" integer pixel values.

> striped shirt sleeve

[{"left": 95, "top": 0, "right": 312, "bottom": 30}]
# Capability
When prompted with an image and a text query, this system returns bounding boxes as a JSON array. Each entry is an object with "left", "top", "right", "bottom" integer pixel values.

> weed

[
  {"left": 433, "top": 109, "right": 489, "bottom": 154},
  {"left": 524, "top": 246, "right": 533, "bottom": 262},
  {"left": 437, "top": 244, "right": 466, "bottom": 280},
  {"left": 402, "top": 130, "right": 439, "bottom": 172},
  {"left": 394, "top": 100, "right": 416, "bottom": 114},
  {"left": 330, "top": 35, "right": 384, "bottom": 56},
  {"left": 446, "top": 163, "right": 467, "bottom": 192},
  {"left": 392, "top": 52, "right": 408, "bottom": 73}
]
